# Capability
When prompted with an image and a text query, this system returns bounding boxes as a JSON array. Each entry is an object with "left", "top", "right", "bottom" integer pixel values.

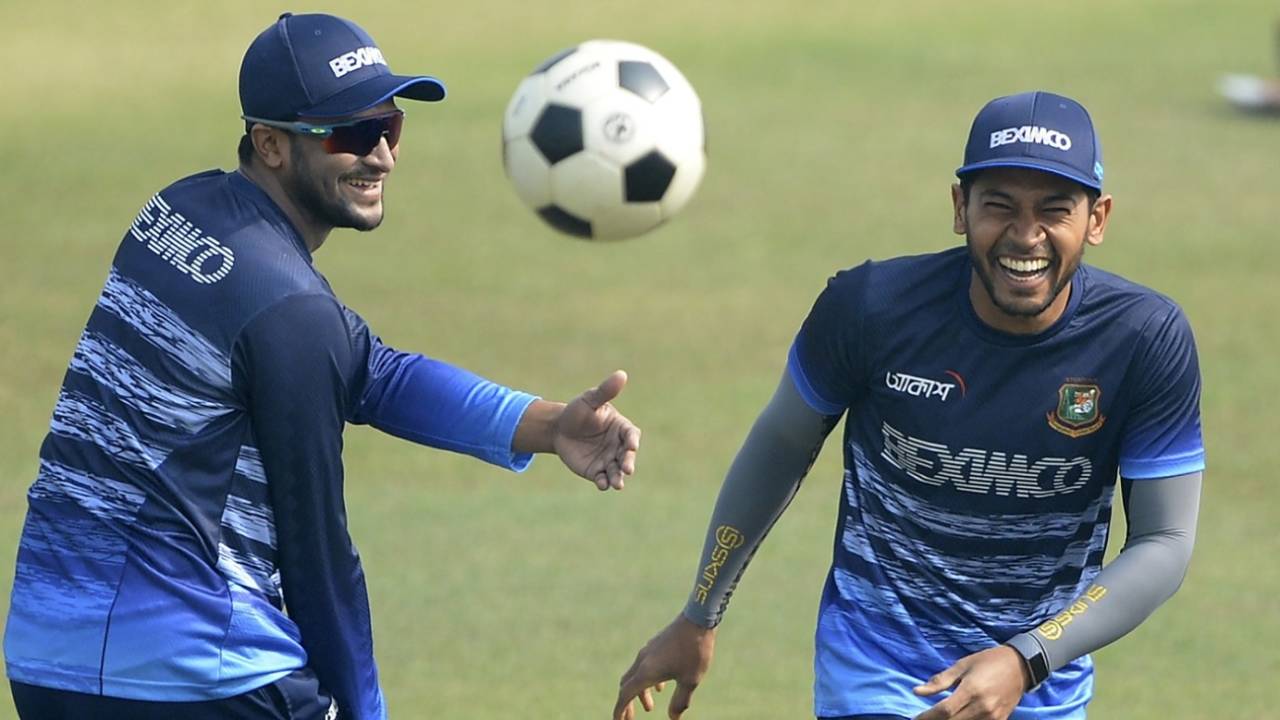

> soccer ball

[{"left": 502, "top": 40, "right": 706, "bottom": 241}]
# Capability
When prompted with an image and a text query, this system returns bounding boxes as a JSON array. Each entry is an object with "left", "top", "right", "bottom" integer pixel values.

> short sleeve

[
  {"left": 1119, "top": 305, "right": 1205, "bottom": 479},
  {"left": 787, "top": 264, "right": 869, "bottom": 416}
]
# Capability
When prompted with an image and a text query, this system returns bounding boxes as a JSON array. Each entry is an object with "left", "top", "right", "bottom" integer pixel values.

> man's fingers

[
  {"left": 914, "top": 692, "right": 972, "bottom": 720},
  {"left": 582, "top": 370, "right": 628, "bottom": 410},
  {"left": 615, "top": 655, "right": 662, "bottom": 720},
  {"left": 620, "top": 426, "right": 641, "bottom": 474},
  {"left": 620, "top": 448, "right": 637, "bottom": 477},
  {"left": 624, "top": 424, "right": 642, "bottom": 452},
  {"left": 667, "top": 681, "right": 697, "bottom": 720},
  {"left": 613, "top": 682, "right": 643, "bottom": 720},
  {"left": 914, "top": 665, "right": 962, "bottom": 696}
]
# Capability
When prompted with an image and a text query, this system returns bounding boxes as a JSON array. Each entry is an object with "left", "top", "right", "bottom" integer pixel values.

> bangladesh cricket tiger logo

[{"left": 1047, "top": 381, "right": 1105, "bottom": 438}]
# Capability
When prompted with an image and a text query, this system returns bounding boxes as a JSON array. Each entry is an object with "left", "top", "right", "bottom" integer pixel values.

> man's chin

[
  {"left": 336, "top": 206, "right": 384, "bottom": 232},
  {"left": 991, "top": 291, "right": 1056, "bottom": 319}
]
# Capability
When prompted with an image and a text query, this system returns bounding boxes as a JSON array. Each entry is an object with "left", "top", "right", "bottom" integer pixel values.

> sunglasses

[{"left": 242, "top": 110, "right": 405, "bottom": 156}]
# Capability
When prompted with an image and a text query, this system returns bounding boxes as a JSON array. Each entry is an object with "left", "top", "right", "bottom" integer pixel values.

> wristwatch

[{"left": 1005, "top": 633, "right": 1051, "bottom": 689}]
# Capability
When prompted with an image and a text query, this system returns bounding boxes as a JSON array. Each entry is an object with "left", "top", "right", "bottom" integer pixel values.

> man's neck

[
  {"left": 967, "top": 271, "right": 1072, "bottom": 335},
  {"left": 238, "top": 163, "right": 329, "bottom": 253}
]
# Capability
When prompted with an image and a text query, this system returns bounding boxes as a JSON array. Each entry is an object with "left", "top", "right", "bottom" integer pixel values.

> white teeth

[{"left": 998, "top": 257, "right": 1049, "bottom": 273}]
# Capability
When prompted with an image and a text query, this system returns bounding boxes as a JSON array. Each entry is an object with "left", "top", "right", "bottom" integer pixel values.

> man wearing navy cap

[
  {"left": 614, "top": 91, "right": 1203, "bottom": 720},
  {"left": 4, "top": 13, "right": 641, "bottom": 720}
]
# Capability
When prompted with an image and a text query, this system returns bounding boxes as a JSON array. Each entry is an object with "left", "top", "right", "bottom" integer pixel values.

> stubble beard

[
  {"left": 286, "top": 143, "right": 384, "bottom": 233},
  {"left": 967, "top": 234, "right": 1081, "bottom": 319}
]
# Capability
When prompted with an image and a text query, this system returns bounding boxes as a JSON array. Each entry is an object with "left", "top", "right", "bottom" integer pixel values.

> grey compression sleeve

[
  {"left": 681, "top": 373, "right": 839, "bottom": 628},
  {"left": 1006, "top": 472, "right": 1202, "bottom": 678}
]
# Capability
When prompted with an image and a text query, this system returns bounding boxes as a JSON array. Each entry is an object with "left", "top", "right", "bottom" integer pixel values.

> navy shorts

[{"left": 11, "top": 667, "right": 336, "bottom": 720}]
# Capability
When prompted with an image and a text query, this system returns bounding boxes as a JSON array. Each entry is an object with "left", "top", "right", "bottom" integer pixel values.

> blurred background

[{"left": 1, "top": 1, "right": 1277, "bottom": 717}]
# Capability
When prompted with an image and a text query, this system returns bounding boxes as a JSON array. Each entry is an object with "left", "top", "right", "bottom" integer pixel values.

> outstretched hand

[
  {"left": 555, "top": 370, "right": 641, "bottom": 490},
  {"left": 614, "top": 614, "right": 716, "bottom": 720}
]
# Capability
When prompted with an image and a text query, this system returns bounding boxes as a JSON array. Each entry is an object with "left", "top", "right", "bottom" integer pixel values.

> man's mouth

[
  {"left": 344, "top": 177, "right": 383, "bottom": 198},
  {"left": 996, "top": 256, "right": 1051, "bottom": 283}
]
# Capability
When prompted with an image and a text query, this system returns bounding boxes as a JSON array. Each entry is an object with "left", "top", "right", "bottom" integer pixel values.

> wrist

[
  {"left": 680, "top": 605, "right": 720, "bottom": 632},
  {"left": 512, "top": 399, "right": 563, "bottom": 454},
  {"left": 677, "top": 609, "right": 719, "bottom": 637},
  {"left": 1004, "top": 633, "right": 1050, "bottom": 690}
]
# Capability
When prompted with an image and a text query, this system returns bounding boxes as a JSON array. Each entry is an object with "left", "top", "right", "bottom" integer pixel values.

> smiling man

[
  {"left": 614, "top": 91, "right": 1204, "bottom": 720},
  {"left": 4, "top": 12, "right": 641, "bottom": 720}
]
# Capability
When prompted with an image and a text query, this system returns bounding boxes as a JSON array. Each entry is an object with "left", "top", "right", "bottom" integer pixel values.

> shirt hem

[{"left": 7, "top": 664, "right": 295, "bottom": 702}]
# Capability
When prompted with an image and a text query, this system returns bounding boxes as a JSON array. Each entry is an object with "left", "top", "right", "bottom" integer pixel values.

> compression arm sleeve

[
  {"left": 1006, "top": 472, "right": 1201, "bottom": 675},
  {"left": 681, "top": 372, "right": 839, "bottom": 628},
  {"left": 234, "top": 294, "right": 385, "bottom": 720}
]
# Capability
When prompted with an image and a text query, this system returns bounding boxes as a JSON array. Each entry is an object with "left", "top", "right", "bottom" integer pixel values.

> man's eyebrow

[
  {"left": 1041, "top": 193, "right": 1079, "bottom": 204},
  {"left": 978, "top": 189, "right": 1080, "bottom": 204}
]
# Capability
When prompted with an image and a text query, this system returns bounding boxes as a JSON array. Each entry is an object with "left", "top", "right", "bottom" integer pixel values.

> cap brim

[
  {"left": 300, "top": 74, "right": 447, "bottom": 118},
  {"left": 956, "top": 158, "right": 1101, "bottom": 191}
]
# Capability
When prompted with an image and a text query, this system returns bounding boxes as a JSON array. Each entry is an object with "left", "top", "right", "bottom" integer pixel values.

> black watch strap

[{"left": 1005, "top": 633, "right": 1051, "bottom": 689}]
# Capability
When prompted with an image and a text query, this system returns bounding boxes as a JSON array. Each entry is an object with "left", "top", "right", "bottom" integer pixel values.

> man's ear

[
  {"left": 951, "top": 183, "right": 967, "bottom": 235},
  {"left": 1086, "top": 194, "right": 1113, "bottom": 247},
  {"left": 249, "top": 125, "right": 288, "bottom": 169}
]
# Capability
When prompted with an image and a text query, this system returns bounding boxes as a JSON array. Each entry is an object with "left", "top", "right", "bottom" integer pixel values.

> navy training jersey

[
  {"left": 5, "top": 170, "right": 538, "bottom": 719},
  {"left": 787, "top": 248, "right": 1204, "bottom": 719}
]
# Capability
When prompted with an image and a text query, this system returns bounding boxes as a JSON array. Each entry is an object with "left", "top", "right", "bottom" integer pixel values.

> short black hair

[
  {"left": 237, "top": 134, "right": 254, "bottom": 165},
  {"left": 958, "top": 171, "right": 1100, "bottom": 207}
]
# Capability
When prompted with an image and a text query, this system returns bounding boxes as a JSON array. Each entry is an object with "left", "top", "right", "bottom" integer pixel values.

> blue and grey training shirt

[
  {"left": 787, "top": 249, "right": 1204, "bottom": 718},
  {"left": 5, "top": 169, "right": 537, "bottom": 719}
]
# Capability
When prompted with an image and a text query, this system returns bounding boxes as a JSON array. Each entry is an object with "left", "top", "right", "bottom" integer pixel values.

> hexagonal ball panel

[
  {"left": 544, "top": 52, "right": 617, "bottom": 108},
  {"left": 548, "top": 152, "right": 623, "bottom": 220},
  {"left": 581, "top": 92, "right": 658, "bottom": 166},
  {"left": 591, "top": 203, "right": 664, "bottom": 240},
  {"left": 530, "top": 104, "right": 584, "bottom": 165},
  {"left": 618, "top": 61, "right": 669, "bottom": 103},
  {"left": 624, "top": 151, "right": 677, "bottom": 203},
  {"left": 502, "top": 137, "right": 553, "bottom": 208}
]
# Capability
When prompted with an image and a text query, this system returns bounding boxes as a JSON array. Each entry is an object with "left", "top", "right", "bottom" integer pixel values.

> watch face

[
  {"left": 1022, "top": 647, "right": 1050, "bottom": 688},
  {"left": 1005, "top": 636, "right": 1051, "bottom": 688}
]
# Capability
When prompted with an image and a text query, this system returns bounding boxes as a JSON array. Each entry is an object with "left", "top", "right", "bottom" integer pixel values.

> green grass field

[{"left": 2, "top": 1, "right": 1278, "bottom": 717}]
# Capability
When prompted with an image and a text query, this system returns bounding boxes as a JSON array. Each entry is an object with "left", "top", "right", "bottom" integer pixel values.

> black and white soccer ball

[{"left": 502, "top": 40, "right": 706, "bottom": 240}]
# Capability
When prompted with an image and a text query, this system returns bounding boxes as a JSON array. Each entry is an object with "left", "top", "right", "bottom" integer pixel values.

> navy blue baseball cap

[
  {"left": 239, "top": 12, "right": 446, "bottom": 122},
  {"left": 956, "top": 91, "right": 1104, "bottom": 191}
]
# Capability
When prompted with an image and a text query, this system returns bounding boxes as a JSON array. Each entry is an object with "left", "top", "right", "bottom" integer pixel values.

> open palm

[{"left": 553, "top": 370, "right": 641, "bottom": 490}]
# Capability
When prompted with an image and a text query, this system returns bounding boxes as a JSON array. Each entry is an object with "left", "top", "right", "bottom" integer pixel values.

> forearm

[
  {"left": 354, "top": 342, "right": 538, "bottom": 469},
  {"left": 1007, "top": 473, "right": 1201, "bottom": 679},
  {"left": 682, "top": 374, "right": 837, "bottom": 628}
]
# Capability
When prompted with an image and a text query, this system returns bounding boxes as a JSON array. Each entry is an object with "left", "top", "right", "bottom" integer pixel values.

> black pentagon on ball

[
  {"left": 618, "top": 61, "right": 669, "bottom": 103},
  {"left": 530, "top": 104, "right": 584, "bottom": 165},
  {"left": 537, "top": 205, "right": 593, "bottom": 238},
  {"left": 531, "top": 46, "right": 579, "bottom": 74},
  {"left": 624, "top": 150, "right": 677, "bottom": 202}
]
